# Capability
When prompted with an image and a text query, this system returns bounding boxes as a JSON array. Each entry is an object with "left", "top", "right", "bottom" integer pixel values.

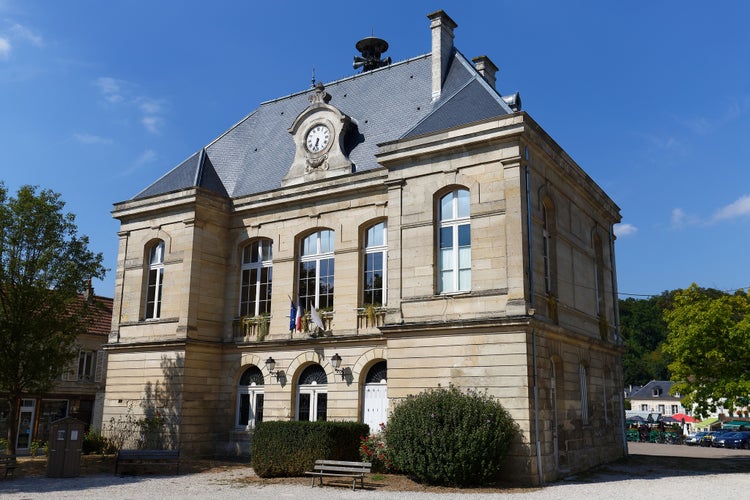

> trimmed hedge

[
  {"left": 252, "top": 420, "right": 368, "bottom": 477},
  {"left": 386, "top": 385, "right": 518, "bottom": 487}
]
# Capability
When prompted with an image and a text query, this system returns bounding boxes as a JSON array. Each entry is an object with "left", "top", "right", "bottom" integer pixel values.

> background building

[
  {"left": 1, "top": 285, "right": 112, "bottom": 454},
  {"left": 102, "top": 10, "right": 625, "bottom": 484}
]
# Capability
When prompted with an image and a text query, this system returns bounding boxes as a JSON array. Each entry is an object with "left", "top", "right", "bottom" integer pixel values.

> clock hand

[{"left": 315, "top": 138, "right": 320, "bottom": 149}]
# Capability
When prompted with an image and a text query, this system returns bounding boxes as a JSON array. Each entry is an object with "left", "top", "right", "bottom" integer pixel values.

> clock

[{"left": 305, "top": 124, "right": 331, "bottom": 153}]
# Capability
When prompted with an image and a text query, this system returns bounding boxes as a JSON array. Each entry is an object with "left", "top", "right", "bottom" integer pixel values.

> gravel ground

[{"left": 2, "top": 443, "right": 750, "bottom": 499}]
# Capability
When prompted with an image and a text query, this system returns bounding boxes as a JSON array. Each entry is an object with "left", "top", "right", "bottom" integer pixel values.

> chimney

[
  {"left": 84, "top": 278, "right": 94, "bottom": 303},
  {"left": 472, "top": 55, "right": 498, "bottom": 89},
  {"left": 427, "top": 10, "right": 457, "bottom": 100}
]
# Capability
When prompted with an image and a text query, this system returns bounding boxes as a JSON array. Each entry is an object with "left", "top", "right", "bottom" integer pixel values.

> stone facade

[{"left": 102, "top": 10, "right": 625, "bottom": 484}]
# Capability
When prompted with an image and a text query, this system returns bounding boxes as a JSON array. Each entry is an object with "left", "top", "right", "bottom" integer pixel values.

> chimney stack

[
  {"left": 472, "top": 55, "right": 498, "bottom": 89},
  {"left": 428, "top": 10, "right": 457, "bottom": 100}
]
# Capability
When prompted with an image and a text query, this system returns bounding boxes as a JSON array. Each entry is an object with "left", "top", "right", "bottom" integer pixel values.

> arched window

[
  {"left": 239, "top": 239, "right": 273, "bottom": 316},
  {"left": 299, "top": 230, "right": 335, "bottom": 310},
  {"left": 236, "top": 366, "right": 264, "bottom": 429},
  {"left": 438, "top": 189, "right": 471, "bottom": 293},
  {"left": 363, "top": 222, "right": 387, "bottom": 307},
  {"left": 580, "top": 363, "right": 589, "bottom": 425},
  {"left": 145, "top": 240, "right": 165, "bottom": 319},
  {"left": 297, "top": 364, "right": 328, "bottom": 422}
]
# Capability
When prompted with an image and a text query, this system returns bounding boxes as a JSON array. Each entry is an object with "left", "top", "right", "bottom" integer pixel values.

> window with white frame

[
  {"left": 296, "top": 364, "right": 328, "bottom": 422},
  {"left": 239, "top": 239, "right": 273, "bottom": 316},
  {"left": 78, "top": 350, "right": 95, "bottom": 381},
  {"left": 641, "top": 404, "right": 648, "bottom": 411},
  {"left": 145, "top": 240, "right": 165, "bottom": 319},
  {"left": 671, "top": 405, "right": 678, "bottom": 414},
  {"left": 363, "top": 221, "right": 387, "bottom": 307},
  {"left": 299, "top": 230, "right": 335, "bottom": 311},
  {"left": 236, "top": 366, "right": 264, "bottom": 429},
  {"left": 438, "top": 189, "right": 471, "bottom": 293}
]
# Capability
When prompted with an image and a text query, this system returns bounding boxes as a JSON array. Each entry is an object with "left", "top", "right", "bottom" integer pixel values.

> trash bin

[{"left": 46, "top": 417, "right": 85, "bottom": 477}]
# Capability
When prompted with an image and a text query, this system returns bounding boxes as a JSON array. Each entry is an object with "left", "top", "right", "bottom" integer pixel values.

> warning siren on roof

[{"left": 353, "top": 36, "right": 392, "bottom": 72}]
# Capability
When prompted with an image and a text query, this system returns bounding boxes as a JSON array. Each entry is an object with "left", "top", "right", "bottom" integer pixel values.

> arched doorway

[
  {"left": 362, "top": 361, "right": 387, "bottom": 433},
  {"left": 236, "top": 366, "right": 264, "bottom": 429},
  {"left": 297, "top": 364, "right": 328, "bottom": 421}
]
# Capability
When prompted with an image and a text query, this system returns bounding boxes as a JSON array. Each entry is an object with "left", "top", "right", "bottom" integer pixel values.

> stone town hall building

[{"left": 102, "top": 10, "right": 626, "bottom": 484}]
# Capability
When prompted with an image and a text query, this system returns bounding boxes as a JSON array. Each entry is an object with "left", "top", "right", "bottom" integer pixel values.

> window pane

[
  {"left": 299, "top": 393, "right": 311, "bottom": 421},
  {"left": 255, "top": 393, "right": 264, "bottom": 423},
  {"left": 238, "top": 394, "right": 250, "bottom": 426},
  {"left": 440, "top": 269, "right": 453, "bottom": 293},
  {"left": 320, "top": 230, "right": 334, "bottom": 254},
  {"left": 459, "top": 268, "right": 471, "bottom": 291},
  {"left": 260, "top": 240, "right": 272, "bottom": 261},
  {"left": 457, "top": 189, "right": 470, "bottom": 218},
  {"left": 458, "top": 224, "right": 471, "bottom": 246},
  {"left": 440, "top": 193, "right": 453, "bottom": 221},
  {"left": 317, "top": 393, "right": 328, "bottom": 422},
  {"left": 366, "top": 222, "right": 385, "bottom": 247},
  {"left": 440, "top": 227, "right": 453, "bottom": 248}
]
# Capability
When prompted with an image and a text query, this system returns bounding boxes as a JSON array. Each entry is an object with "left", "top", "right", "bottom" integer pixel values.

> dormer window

[{"left": 652, "top": 387, "right": 662, "bottom": 397}]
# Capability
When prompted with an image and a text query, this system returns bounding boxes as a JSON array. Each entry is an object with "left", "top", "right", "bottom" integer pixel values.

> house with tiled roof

[
  {"left": 102, "top": 10, "right": 624, "bottom": 484},
  {"left": 0, "top": 283, "right": 112, "bottom": 454}
]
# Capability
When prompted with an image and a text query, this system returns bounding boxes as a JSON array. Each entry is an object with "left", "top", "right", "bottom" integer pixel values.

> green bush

[
  {"left": 82, "top": 429, "right": 114, "bottom": 455},
  {"left": 252, "top": 420, "right": 368, "bottom": 477},
  {"left": 386, "top": 385, "right": 518, "bottom": 487}
]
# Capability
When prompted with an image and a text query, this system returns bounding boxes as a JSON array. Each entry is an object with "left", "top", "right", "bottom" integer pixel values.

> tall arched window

[
  {"left": 438, "top": 189, "right": 471, "bottom": 293},
  {"left": 296, "top": 364, "right": 328, "bottom": 422},
  {"left": 145, "top": 240, "right": 165, "bottom": 319},
  {"left": 299, "top": 230, "right": 335, "bottom": 310},
  {"left": 236, "top": 366, "right": 264, "bottom": 429},
  {"left": 239, "top": 239, "right": 273, "bottom": 316},
  {"left": 579, "top": 363, "right": 589, "bottom": 425},
  {"left": 363, "top": 222, "right": 387, "bottom": 307}
]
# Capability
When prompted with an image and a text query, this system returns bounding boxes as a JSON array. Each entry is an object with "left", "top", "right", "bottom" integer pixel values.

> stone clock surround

[{"left": 282, "top": 83, "right": 353, "bottom": 187}]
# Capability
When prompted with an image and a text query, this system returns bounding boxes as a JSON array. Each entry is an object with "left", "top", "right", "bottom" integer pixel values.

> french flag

[{"left": 295, "top": 301, "right": 303, "bottom": 331}]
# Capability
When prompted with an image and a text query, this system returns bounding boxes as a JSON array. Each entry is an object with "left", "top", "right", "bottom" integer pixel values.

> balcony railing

[
  {"left": 233, "top": 315, "right": 271, "bottom": 342},
  {"left": 356, "top": 306, "right": 386, "bottom": 332}
]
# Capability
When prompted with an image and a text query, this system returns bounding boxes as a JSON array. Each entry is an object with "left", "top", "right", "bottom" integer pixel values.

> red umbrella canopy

[{"left": 672, "top": 413, "right": 699, "bottom": 423}]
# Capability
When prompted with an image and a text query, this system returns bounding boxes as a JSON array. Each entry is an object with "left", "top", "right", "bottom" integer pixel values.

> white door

[{"left": 363, "top": 382, "right": 388, "bottom": 433}]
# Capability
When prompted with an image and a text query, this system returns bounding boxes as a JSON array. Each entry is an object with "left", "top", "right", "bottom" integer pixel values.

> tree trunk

[{"left": 5, "top": 396, "right": 19, "bottom": 456}]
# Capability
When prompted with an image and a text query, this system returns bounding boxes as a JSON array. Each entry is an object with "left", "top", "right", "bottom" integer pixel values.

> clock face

[{"left": 306, "top": 124, "right": 331, "bottom": 153}]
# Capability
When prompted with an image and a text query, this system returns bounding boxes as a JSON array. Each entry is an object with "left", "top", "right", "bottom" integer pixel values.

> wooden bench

[
  {"left": 1, "top": 455, "right": 17, "bottom": 479},
  {"left": 304, "top": 459, "right": 372, "bottom": 491},
  {"left": 115, "top": 449, "right": 180, "bottom": 474}
]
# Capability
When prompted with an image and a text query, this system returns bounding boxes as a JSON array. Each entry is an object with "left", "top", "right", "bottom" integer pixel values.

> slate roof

[
  {"left": 628, "top": 380, "right": 679, "bottom": 401},
  {"left": 133, "top": 48, "right": 514, "bottom": 201}
]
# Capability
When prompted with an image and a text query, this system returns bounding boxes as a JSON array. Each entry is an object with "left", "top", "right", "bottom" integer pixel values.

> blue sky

[{"left": 1, "top": 0, "right": 749, "bottom": 299}]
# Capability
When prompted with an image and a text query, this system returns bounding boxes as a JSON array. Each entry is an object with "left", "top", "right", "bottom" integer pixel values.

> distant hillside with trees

[{"left": 620, "top": 285, "right": 750, "bottom": 417}]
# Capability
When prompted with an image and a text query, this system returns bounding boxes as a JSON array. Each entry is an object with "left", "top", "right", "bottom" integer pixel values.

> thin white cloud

[
  {"left": 95, "top": 76, "right": 125, "bottom": 104},
  {"left": 73, "top": 132, "right": 113, "bottom": 145},
  {"left": 613, "top": 223, "right": 637, "bottom": 237},
  {"left": 681, "top": 97, "right": 750, "bottom": 136},
  {"left": 0, "top": 37, "right": 10, "bottom": 60},
  {"left": 10, "top": 23, "right": 43, "bottom": 47},
  {"left": 119, "top": 149, "right": 158, "bottom": 177},
  {"left": 135, "top": 149, "right": 157, "bottom": 166},
  {"left": 712, "top": 194, "right": 750, "bottom": 221},
  {"left": 670, "top": 208, "right": 699, "bottom": 229},
  {"left": 94, "top": 78, "right": 165, "bottom": 134}
]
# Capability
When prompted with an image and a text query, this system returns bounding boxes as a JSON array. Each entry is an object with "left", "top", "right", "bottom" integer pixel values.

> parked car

[
  {"left": 701, "top": 429, "right": 732, "bottom": 447},
  {"left": 714, "top": 431, "right": 750, "bottom": 449},
  {"left": 684, "top": 432, "right": 707, "bottom": 446}
]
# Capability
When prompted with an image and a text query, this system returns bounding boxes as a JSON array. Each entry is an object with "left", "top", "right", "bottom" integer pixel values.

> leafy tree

[
  {"left": 663, "top": 284, "right": 750, "bottom": 418},
  {"left": 619, "top": 293, "right": 673, "bottom": 385},
  {"left": 0, "top": 184, "right": 105, "bottom": 455}
]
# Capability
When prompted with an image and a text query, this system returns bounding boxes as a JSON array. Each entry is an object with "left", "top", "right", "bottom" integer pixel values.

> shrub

[
  {"left": 386, "top": 384, "right": 518, "bottom": 487},
  {"left": 252, "top": 420, "right": 368, "bottom": 477},
  {"left": 359, "top": 423, "right": 393, "bottom": 472},
  {"left": 82, "top": 429, "right": 114, "bottom": 455}
]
